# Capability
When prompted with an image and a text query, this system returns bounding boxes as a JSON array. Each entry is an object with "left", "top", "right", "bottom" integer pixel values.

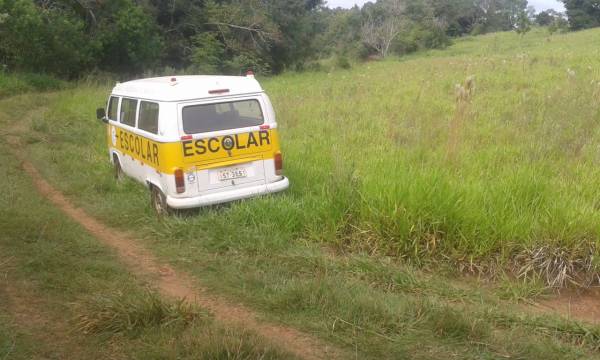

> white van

[{"left": 96, "top": 74, "right": 289, "bottom": 214}]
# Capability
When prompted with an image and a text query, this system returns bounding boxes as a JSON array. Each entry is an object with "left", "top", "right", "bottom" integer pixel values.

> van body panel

[
  {"left": 180, "top": 130, "right": 274, "bottom": 164},
  {"left": 106, "top": 124, "right": 280, "bottom": 174},
  {"left": 166, "top": 176, "right": 289, "bottom": 208}
]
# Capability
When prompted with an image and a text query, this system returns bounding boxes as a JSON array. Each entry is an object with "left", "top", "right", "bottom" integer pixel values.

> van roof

[{"left": 111, "top": 75, "right": 264, "bottom": 102}]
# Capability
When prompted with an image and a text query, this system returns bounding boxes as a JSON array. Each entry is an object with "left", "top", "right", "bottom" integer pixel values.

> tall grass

[
  {"left": 263, "top": 28, "right": 600, "bottom": 285},
  {"left": 0, "top": 72, "right": 66, "bottom": 98}
]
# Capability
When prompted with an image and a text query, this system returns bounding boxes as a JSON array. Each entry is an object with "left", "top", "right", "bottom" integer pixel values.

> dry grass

[
  {"left": 447, "top": 75, "right": 475, "bottom": 162},
  {"left": 514, "top": 245, "right": 600, "bottom": 288}
]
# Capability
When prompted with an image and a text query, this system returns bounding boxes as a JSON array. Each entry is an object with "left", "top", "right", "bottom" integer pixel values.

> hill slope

[{"left": 262, "top": 27, "right": 600, "bottom": 285}]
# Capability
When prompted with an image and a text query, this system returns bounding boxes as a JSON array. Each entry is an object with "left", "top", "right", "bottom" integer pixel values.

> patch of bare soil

[
  {"left": 533, "top": 288, "right": 600, "bottom": 324},
  {"left": 9, "top": 150, "right": 344, "bottom": 360}
]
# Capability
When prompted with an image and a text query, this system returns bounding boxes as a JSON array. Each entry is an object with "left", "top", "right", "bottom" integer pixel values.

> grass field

[
  {"left": 15, "top": 27, "right": 600, "bottom": 285},
  {"left": 3, "top": 27, "right": 600, "bottom": 358}
]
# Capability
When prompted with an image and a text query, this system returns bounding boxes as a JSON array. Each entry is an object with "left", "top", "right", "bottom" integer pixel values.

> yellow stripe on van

[
  {"left": 108, "top": 125, "right": 280, "bottom": 174},
  {"left": 181, "top": 130, "right": 273, "bottom": 163}
]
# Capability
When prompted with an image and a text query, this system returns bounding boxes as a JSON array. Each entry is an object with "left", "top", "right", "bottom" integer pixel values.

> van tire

[
  {"left": 113, "top": 155, "right": 124, "bottom": 182},
  {"left": 150, "top": 186, "right": 170, "bottom": 216}
]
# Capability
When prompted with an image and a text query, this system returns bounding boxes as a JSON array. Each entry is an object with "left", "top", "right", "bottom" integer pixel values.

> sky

[{"left": 325, "top": 0, "right": 565, "bottom": 12}]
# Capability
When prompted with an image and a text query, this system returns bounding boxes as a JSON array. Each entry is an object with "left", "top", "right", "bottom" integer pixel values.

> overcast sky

[{"left": 325, "top": 0, "right": 565, "bottom": 12}]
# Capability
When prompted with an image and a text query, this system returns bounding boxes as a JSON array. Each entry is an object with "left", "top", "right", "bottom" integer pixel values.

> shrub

[{"left": 335, "top": 55, "right": 351, "bottom": 70}]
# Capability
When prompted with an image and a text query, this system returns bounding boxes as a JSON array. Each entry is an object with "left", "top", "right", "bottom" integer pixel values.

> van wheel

[
  {"left": 113, "top": 155, "right": 124, "bottom": 182},
  {"left": 150, "top": 186, "right": 170, "bottom": 216}
]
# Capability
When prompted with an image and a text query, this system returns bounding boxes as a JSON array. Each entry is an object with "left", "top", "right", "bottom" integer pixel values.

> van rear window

[{"left": 182, "top": 99, "right": 263, "bottom": 134}]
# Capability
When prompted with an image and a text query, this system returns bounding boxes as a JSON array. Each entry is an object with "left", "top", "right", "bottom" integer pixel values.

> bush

[
  {"left": 189, "top": 32, "right": 224, "bottom": 74},
  {"left": 392, "top": 25, "right": 451, "bottom": 56},
  {"left": 303, "top": 61, "right": 324, "bottom": 72},
  {"left": 471, "top": 23, "right": 486, "bottom": 35},
  {"left": 335, "top": 55, "right": 352, "bottom": 70}
]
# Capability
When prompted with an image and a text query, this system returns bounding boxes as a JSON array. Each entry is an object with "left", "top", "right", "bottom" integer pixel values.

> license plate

[{"left": 218, "top": 167, "right": 247, "bottom": 181}]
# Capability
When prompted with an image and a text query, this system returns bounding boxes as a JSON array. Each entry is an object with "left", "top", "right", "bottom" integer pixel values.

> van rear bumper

[{"left": 166, "top": 177, "right": 289, "bottom": 209}]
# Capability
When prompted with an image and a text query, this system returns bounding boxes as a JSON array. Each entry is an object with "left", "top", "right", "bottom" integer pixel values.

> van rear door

[{"left": 178, "top": 96, "right": 272, "bottom": 193}]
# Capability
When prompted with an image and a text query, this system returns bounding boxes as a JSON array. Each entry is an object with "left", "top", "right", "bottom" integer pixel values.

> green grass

[
  {"left": 267, "top": 27, "right": 600, "bottom": 283},
  {"left": 3, "top": 27, "right": 600, "bottom": 358},
  {"left": 0, "top": 72, "right": 66, "bottom": 98}
]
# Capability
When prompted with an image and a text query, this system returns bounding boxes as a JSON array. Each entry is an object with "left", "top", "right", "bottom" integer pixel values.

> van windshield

[{"left": 182, "top": 99, "right": 263, "bottom": 134}]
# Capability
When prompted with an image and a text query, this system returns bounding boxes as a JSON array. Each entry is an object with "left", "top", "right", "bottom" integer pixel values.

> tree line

[{"left": 0, "top": 0, "right": 596, "bottom": 78}]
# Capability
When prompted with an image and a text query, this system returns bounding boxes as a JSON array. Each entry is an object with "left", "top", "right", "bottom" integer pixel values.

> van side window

[
  {"left": 138, "top": 101, "right": 159, "bottom": 134},
  {"left": 120, "top": 98, "right": 138, "bottom": 127},
  {"left": 107, "top": 96, "right": 119, "bottom": 121}
]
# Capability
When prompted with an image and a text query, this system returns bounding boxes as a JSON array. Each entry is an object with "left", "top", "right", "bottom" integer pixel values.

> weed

[
  {"left": 497, "top": 273, "right": 549, "bottom": 301},
  {"left": 490, "top": 311, "right": 600, "bottom": 351},
  {"left": 447, "top": 75, "right": 475, "bottom": 162},
  {"left": 76, "top": 289, "right": 205, "bottom": 337}
]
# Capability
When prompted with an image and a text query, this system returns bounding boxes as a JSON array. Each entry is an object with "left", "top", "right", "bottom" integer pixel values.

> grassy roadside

[
  {"left": 3, "top": 28, "right": 600, "bottom": 358},
  {"left": 0, "top": 143, "right": 295, "bottom": 359}
]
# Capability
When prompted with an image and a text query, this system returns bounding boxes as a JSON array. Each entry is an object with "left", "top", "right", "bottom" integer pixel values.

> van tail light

[
  {"left": 174, "top": 168, "right": 185, "bottom": 193},
  {"left": 274, "top": 151, "right": 283, "bottom": 176}
]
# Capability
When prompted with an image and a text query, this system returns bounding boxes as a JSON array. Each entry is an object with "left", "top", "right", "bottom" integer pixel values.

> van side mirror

[{"left": 96, "top": 108, "right": 107, "bottom": 123}]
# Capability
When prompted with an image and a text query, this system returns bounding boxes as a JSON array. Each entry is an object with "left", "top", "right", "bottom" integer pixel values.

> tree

[
  {"left": 144, "top": 0, "right": 207, "bottom": 70},
  {"left": 561, "top": 0, "right": 600, "bottom": 30},
  {"left": 361, "top": 0, "right": 405, "bottom": 58},
  {"left": 0, "top": 0, "right": 93, "bottom": 77},
  {"left": 548, "top": 12, "right": 570, "bottom": 33},
  {"left": 313, "top": 7, "right": 365, "bottom": 59},
  {"left": 200, "top": 0, "right": 279, "bottom": 74},
  {"left": 427, "top": 0, "right": 484, "bottom": 36},
  {"left": 536, "top": 10, "right": 555, "bottom": 25},
  {"left": 189, "top": 32, "right": 224, "bottom": 74},
  {"left": 526, "top": 5, "right": 536, "bottom": 20},
  {"left": 263, "top": 0, "right": 324, "bottom": 72},
  {"left": 515, "top": 9, "right": 531, "bottom": 35},
  {"left": 95, "top": 0, "right": 163, "bottom": 74}
]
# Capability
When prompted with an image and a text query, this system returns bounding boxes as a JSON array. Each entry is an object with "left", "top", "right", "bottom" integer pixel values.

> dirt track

[{"left": 9, "top": 149, "right": 345, "bottom": 360}]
